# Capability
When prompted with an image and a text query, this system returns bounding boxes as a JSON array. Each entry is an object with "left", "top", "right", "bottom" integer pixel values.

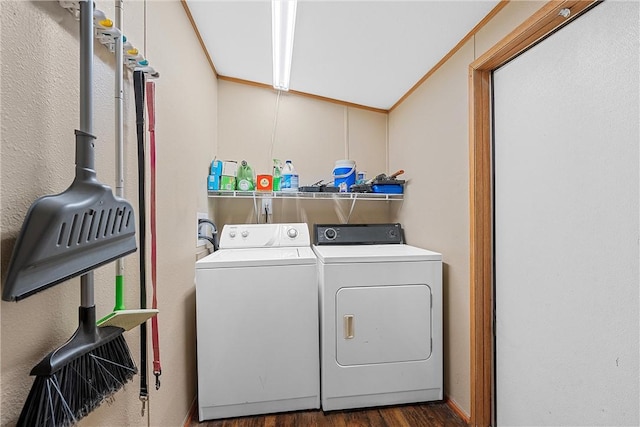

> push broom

[{"left": 10, "top": 2, "right": 137, "bottom": 425}]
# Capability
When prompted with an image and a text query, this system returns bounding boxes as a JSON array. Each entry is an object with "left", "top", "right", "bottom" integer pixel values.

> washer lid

[
  {"left": 312, "top": 244, "right": 441, "bottom": 263},
  {"left": 196, "top": 246, "right": 317, "bottom": 268}
]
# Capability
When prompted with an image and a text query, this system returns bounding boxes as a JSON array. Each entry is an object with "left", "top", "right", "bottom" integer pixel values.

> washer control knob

[
  {"left": 287, "top": 228, "right": 298, "bottom": 238},
  {"left": 324, "top": 228, "right": 337, "bottom": 240},
  {"left": 241, "top": 230, "right": 249, "bottom": 238},
  {"left": 229, "top": 231, "right": 236, "bottom": 238}
]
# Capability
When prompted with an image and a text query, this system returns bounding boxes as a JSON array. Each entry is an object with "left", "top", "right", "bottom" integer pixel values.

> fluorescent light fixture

[{"left": 272, "top": 0, "right": 297, "bottom": 91}]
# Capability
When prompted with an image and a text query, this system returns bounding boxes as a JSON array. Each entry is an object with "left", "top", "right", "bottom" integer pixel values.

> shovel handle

[
  {"left": 115, "top": 275, "right": 125, "bottom": 311},
  {"left": 389, "top": 169, "right": 405, "bottom": 179}
]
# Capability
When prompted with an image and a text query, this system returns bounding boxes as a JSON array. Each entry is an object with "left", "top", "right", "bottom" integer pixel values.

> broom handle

[
  {"left": 115, "top": 0, "right": 125, "bottom": 296},
  {"left": 80, "top": 0, "right": 95, "bottom": 308},
  {"left": 80, "top": 0, "right": 93, "bottom": 139}
]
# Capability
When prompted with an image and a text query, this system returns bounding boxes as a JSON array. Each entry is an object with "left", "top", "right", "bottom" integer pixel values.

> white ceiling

[{"left": 186, "top": 1, "right": 500, "bottom": 111}]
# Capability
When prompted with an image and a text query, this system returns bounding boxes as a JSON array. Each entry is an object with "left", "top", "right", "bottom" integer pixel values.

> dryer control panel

[{"left": 314, "top": 223, "right": 404, "bottom": 245}]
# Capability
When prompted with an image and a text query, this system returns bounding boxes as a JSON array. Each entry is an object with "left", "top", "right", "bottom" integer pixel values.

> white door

[
  {"left": 493, "top": 1, "right": 639, "bottom": 425},
  {"left": 336, "top": 285, "right": 432, "bottom": 366}
]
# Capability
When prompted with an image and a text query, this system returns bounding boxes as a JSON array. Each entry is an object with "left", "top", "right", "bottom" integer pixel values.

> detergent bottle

[
  {"left": 236, "top": 160, "right": 255, "bottom": 191},
  {"left": 273, "top": 159, "right": 282, "bottom": 191},
  {"left": 281, "top": 160, "right": 299, "bottom": 192}
]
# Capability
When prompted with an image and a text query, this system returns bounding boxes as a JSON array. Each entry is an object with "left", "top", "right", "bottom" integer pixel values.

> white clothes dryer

[
  {"left": 313, "top": 224, "right": 442, "bottom": 411},
  {"left": 195, "top": 223, "right": 319, "bottom": 421}
]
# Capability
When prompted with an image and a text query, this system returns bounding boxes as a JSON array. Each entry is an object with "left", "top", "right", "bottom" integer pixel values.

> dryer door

[{"left": 336, "top": 285, "right": 432, "bottom": 366}]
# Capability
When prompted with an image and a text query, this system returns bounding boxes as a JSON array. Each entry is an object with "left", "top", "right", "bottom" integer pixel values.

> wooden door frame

[{"left": 468, "top": 1, "right": 598, "bottom": 425}]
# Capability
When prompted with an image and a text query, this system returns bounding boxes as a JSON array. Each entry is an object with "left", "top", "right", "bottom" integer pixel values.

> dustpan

[
  {"left": 2, "top": 129, "right": 137, "bottom": 301},
  {"left": 98, "top": 308, "right": 158, "bottom": 331}
]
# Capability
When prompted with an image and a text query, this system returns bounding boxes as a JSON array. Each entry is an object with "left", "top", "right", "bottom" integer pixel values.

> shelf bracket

[{"left": 346, "top": 196, "right": 357, "bottom": 224}]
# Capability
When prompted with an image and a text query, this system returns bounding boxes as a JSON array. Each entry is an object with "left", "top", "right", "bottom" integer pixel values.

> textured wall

[
  {"left": 0, "top": 1, "right": 216, "bottom": 425},
  {"left": 388, "top": 0, "right": 546, "bottom": 416}
]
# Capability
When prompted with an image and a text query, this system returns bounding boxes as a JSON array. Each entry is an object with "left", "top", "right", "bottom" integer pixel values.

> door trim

[{"left": 468, "top": 1, "right": 598, "bottom": 425}]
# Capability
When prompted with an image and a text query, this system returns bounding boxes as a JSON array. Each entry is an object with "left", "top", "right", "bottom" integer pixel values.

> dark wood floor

[{"left": 191, "top": 402, "right": 467, "bottom": 427}]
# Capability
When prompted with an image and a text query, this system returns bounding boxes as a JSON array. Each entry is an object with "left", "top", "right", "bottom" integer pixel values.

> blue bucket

[{"left": 333, "top": 160, "right": 356, "bottom": 192}]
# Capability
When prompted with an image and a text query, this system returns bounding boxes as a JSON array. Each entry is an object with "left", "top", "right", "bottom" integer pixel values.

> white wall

[
  {"left": 0, "top": 1, "right": 217, "bottom": 425},
  {"left": 494, "top": 2, "right": 639, "bottom": 424}
]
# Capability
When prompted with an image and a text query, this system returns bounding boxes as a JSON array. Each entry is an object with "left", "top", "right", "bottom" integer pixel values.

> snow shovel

[{"left": 2, "top": 130, "right": 137, "bottom": 301}]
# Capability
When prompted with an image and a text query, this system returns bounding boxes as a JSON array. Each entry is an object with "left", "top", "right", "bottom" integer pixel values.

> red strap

[{"left": 146, "top": 81, "right": 161, "bottom": 388}]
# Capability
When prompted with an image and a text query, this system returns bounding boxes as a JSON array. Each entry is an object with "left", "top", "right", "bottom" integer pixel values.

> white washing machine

[
  {"left": 313, "top": 224, "right": 442, "bottom": 411},
  {"left": 195, "top": 223, "right": 319, "bottom": 421}
]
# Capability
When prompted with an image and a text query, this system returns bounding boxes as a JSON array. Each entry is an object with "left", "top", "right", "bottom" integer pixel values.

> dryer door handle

[{"left": 344, "top": 315, "right": 354, "bottom": 339}]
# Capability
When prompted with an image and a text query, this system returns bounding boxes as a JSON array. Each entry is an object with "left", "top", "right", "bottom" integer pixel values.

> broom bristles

[{"left": 17, "top": 334, "right": 137, "bottom": 427}]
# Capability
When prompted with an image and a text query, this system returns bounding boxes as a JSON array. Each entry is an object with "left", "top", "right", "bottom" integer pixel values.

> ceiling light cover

[{"left": 272, "top": 0, "right": 297, "bottom": 91}]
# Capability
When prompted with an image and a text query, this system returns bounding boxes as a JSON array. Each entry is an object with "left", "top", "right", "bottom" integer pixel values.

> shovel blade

[{"left": 2, "top": 181, "right": 136, "bottom": 301}]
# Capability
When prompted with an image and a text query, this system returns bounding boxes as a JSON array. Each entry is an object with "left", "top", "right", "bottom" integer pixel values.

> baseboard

[
  {"left": 446, "top": 396, "right": 470, "bottom": 425},
  {"left": 182, "top": 397, "right": 197, "bottom": 427}
]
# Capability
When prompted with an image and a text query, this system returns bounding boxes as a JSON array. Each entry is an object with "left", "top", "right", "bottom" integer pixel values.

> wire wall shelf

[{"left": 208, "top": 191, "right": 403, "bottom": 201}]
